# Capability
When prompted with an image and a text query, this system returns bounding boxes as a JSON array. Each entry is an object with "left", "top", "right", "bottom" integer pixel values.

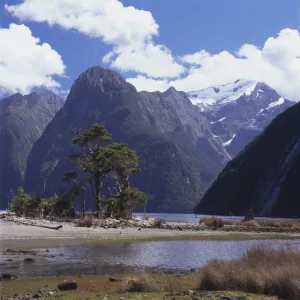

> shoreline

[{"left": 1, "top": 218, "right": 299, "bottom": 250}]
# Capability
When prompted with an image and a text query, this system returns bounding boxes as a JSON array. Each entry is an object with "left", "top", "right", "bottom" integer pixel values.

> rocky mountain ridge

[
  {"left": 0, "top": 91, "right": 64, "bottom": 209},
  {"left": 24, "top": 66, "right": 230, "bottom": 213}
]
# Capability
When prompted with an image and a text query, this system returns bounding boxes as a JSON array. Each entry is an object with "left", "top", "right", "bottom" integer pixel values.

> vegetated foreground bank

[{"left": 2, "top": 247, "right": 298, "bottom": 299}]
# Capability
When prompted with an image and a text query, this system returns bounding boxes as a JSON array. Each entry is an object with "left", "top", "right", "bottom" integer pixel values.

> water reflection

[{"left": 2, "top": 239, "right": 300, "bottom": 278}]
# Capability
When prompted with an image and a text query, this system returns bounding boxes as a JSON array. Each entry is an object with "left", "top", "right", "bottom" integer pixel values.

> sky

[{"left": 1, "top": 0, "right": 300, "bottom": 100}]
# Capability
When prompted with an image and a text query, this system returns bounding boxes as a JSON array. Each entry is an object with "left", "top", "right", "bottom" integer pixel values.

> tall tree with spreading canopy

[
  {"left": 99, "top": 143, "right": 141, "bottom": 218},
  {"left": 68, "top": 124, "right": 148, "bottom": 219},
  {"left": 69, "top": 124, "right": 111, "bottom": 218}
]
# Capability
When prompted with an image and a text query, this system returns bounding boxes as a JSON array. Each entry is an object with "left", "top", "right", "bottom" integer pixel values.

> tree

[
  {"left": 104, "top": 143, "right": 140, "bottom": 218},
  {"left": 69, "top": 124, "right": 111, "bottom": 218},
  {"left": 68, "top": 124, "right": 148, "bottom": 219},
  {"left": 63, "top": 172, "right": 91, "bottom": 217}
]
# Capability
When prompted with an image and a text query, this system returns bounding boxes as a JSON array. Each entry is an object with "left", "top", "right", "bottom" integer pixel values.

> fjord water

[{"left": 2, "top": 239, "right": 300, "bottom": 279}]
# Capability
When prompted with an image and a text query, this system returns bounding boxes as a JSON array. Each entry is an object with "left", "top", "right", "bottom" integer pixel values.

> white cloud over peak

[
  {"left": 0, "top": 24, "right": 65, "bottom": 95},
  {"left": 129, "top": 28, "right": 300, "bottom": 102},
  {"left": 6, "top": 1, "right": 300, "bottom": 101},
  {"left": 127, "top": 75, "right": 170, "bottom": 92},
  {"left": 6, "top": 0, "right": 184, "bottom": 78}
]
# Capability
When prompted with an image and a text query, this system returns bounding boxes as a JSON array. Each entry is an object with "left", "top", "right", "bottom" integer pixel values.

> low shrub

[
  {"left": 199, "top": 246, "right": 300, "bottom": 300},
  {"left": 258, "top": 219, "right": 299, "bottom": 228},
  {"left": 153, "top": 218, "right": 166, "bottom": 228},
  {"left": 75, "top": 217, "right": 93, "bottom": 228},
  {"left": 200, "top": 217, "right": 224, "bottom": 228}
]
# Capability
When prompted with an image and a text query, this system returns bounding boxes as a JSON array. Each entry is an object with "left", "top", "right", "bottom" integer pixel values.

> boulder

[
  {"left": 1, "top": 273, "right": 14, "bottom": 280},
  {"left": 24, "top": 258, "right": 35, "bottom": 263},
  {"left": 109, "top": 277, "right": 123, "bottom": 282},
  {"left": 57, "top": 281, "right": 78, "bottom": 291}
]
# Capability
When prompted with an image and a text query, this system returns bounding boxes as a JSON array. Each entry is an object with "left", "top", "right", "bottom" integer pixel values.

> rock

[
  {"left": 109, "top": 277, "right": 123, "bottom": 282},
  {"left": 1, "top": 273, "right": 14, "bottom": 280},
  {"left": 235, "top": 297, "right": 248, "bottom": 300},
  {"left": 33, "top": 293, "right": 41, "bottom": 298},
  {"left": 221, "top": 297, "right": 231, "bottom": 300},
  {"left": 6, "top": 259, "right": 13, "bottom": 262},
  {"left": 57, "top": 281, "right": 78, "bottom": 291},
  {"left": 138, "top": 228, "right": 141, "bottom": 231},
  {"left": 24, "top": 258, "right": 35, "bottom": 263}
]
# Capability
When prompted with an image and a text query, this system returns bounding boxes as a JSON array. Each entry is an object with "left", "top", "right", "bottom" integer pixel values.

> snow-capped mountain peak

[
  {"left": 189, "top": 80, "right": 294, "bottom": 158},
  {"left": 188, "top": 79, "right": 257, "bottom": 106}
]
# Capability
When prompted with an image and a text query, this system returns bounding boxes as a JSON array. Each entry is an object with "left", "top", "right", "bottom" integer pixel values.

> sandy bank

[{"left": 1, "top": 218, "right": 298, "bottom": 250}]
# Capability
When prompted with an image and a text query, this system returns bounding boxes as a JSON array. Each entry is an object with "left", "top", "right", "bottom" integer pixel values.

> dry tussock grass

[
  {"left": 200, "top": 217, "right": 224, "bottom": 228},
  {"left": 75, "top": 216, "right": 94, "bottom": 227},
  {"left": 122, "top": 271, "right": 182, "bottom": 293},
  {"left": 204, "top": 218, "right": 300, "bottom": 229},
  {"left": 199, "top": 246, "right": 300, "bottom": 299}
]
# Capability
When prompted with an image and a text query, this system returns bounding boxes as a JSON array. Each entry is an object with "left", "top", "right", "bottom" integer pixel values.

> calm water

[
  {"left": 133, "top": 213, "right": 293, "bottom": 222},
  {"left": 2, "top": 239, "right": 300, "bottom": 279}
]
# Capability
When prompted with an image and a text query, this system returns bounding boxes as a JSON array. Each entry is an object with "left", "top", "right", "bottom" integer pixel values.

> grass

[
  {"left": 199, "top": 217, "right": 300, "bottom": 234},
  {"left": 0, "top": 273, "right": 277, "bottom": 299},
  {"left": 199, "top": 246, "right": 300, "bottom": 300},
  {"left": 79, "top": 232, "right": 298, "bottom": 246}
]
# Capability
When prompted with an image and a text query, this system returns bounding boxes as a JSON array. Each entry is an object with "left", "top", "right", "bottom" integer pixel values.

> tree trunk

[
  {"left": 119, "top": 174, "right": 129, "bottom": 219},
  {"left": 81, "top": 185, "right": 85, "bottom": 217},
  {"left": 95, "top": 173, "right": 101, "bottom": 218}
]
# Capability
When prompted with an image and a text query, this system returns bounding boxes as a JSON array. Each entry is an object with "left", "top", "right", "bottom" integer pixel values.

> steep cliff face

[
  {"left": 0, "top": 91, "right": 64, "bottom": 208},
  {"left": 195, "top": 101, "right": 300, "bottom": 218},
  {"left": 25, "top": 66, "right": 229, "bottom": 213}
]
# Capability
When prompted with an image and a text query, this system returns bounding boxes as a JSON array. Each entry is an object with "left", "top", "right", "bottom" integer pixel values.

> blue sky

[{"left": 1, "top": 0, "right": 300, "bottom": 100}]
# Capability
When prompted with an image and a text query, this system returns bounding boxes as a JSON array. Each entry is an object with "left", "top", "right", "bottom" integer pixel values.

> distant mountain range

[{"left": 0, "top": 67, "right": 296, "bottom": 214}]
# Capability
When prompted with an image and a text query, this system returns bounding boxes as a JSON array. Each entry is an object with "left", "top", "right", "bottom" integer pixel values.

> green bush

[
  {"left": 9, "top": 187, "right": 41, "bottom": 217},
  {"left": 9, "top": 187, "right": 74, "bottom": 218}
]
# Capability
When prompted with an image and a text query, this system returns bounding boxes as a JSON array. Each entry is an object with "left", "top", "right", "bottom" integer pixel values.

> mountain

[
  {"left": 194, "top": 99, "right": 300, "bottom": 218},
  {"left": 188, "top": 80, "right": 294, "bottom": 157},
  {"left": 24, "top": 66, "right": 230, "bottom": 213},
  {"left": 0, "top": 91, "right": 64, "bottom": 209}
]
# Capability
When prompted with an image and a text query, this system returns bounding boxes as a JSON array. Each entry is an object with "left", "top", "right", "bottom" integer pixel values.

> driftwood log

[{"left": 3, "top": 219, "right": 63, "bottom": 230}]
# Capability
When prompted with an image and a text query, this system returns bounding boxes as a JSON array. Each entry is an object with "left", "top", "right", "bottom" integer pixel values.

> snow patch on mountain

[
  {"left": 188, "top": 80, "right": 257, "bottom": 106},
  {"left": 210, "top": 117, "right": 226, "bottom": 124},
  {"left": 223, "top": 134, "right": 236, "bottom": 147},
  {"left": 266, "top": 97, "right": 285, "bottom": 110}
]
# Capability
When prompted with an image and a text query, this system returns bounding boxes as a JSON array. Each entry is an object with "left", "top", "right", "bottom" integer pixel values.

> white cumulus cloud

[
  {"left": 127, "top": 75, "right": 169, "bottom": 92},
  {"left": 6, "top": 0, "right": 184, "bottom": 78},
  {"left": 0, "top": 24, "right": 65, "bottom": 95},
  {"left": 128, "top": 29, "right": 300, "bottom": 102}
]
